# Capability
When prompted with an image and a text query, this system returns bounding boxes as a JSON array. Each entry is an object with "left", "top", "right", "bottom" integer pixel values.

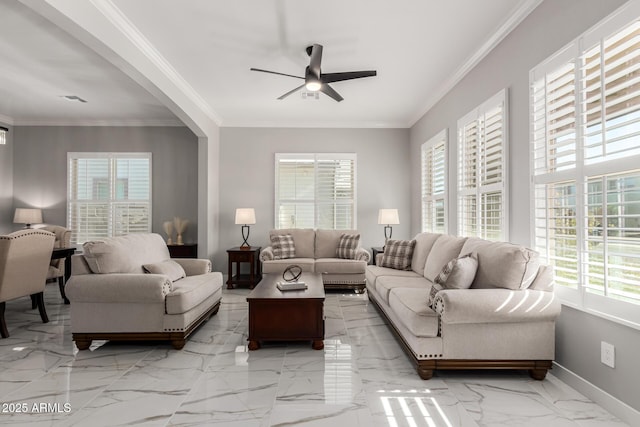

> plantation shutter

[
  {"left": 531, "top": 9, "right": 640, "bottom": 312},
  {"left": 421, "top": 130, "right": 447, "bottom": 233},
  {"left": 68, "top": 153, "right": 151, "bottom": 244},
  {"left": 275, "top": 153, "right": 356, "bottom": 229},
  {"left": 457, "top": 90, "right": 507, "bottom": 240}
]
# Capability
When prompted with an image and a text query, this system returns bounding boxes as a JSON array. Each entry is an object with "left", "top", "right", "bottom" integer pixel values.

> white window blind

[
  {"left": 275, "top": 153, "right": 356, "bottom": 229},
  {"left": 531, "top": 2, "right": 640, "bottom": 325},
  {"left": 421, "top": 130, "right": 448, "bottom": 233},
  {"left": 457, "top": 89, "right": 508, "bottom": 241},
  {"left": 68, "top": 152, "right": 152, "bottom": 244}
]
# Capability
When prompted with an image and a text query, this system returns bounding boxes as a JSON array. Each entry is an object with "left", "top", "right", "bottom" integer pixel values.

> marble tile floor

[{"left": 0, "top": 285, "right": 629, "bottom": 427}]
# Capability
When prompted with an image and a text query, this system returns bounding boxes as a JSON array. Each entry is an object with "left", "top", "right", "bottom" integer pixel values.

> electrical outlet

[{"left": 601, "top": 341, "right": 615, "bottom": 368}]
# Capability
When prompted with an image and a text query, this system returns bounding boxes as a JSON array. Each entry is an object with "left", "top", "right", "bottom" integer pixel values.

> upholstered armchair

[
  {"left": 41, "top": 225, "right": 72, "bottom": 301},
  {"left": 0, "top": 229, "right": 56, "bottom": 338}
]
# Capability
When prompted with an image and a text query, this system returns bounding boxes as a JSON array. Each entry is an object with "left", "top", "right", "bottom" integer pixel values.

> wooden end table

[
  {"left": 246, "top": 273, "right": 325, "bottom": 350},
  {"left": 371, "top": 246, "right": 384, "bottom": 265},
  {"left": 226, "top": 246, "right": 262, "bottom": 289},
  {"left": 167, "top": 243, "right": 198, "bottom": 258}
]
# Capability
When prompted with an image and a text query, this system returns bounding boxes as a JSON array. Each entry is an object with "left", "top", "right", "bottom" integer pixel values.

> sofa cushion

[
  {"left": 460, "top": 238, "right": 540, "bottom": 290},
  {"left": 315, "top": 258, "right": 366, "bottom": 274},
  {"left": 389, "top": 287, "right": 439, "bottom": 338},
  {"left": 434, "top": 252, "right": 478, "bottom": 289},
  {"left": 262, "top": 258, "right": 315, "bottom": 274},
  {"left": 376, "top": 276, "right": 432, "bottom": 305},
  {"left": 165, "top": 273, "right": 222, "bottom": 315},
  {"left": 336, "top": 233, "right": 360, "bottom": 259},
  {"left": 379, "top": 239, "right": 416, "bottom": 270},
  {"left": 316, "top": 229, "right": 359, "bottom": 258},
  {"left": 271, "top": 234, "right": 296, "bottom": 259},
  {"left": 143, "top": 260, "right": 186, "bottom": 282},
  {"left": 423, "top": 235, "right": 467, "bottom": 282},
  {"left": 83, "top": 233, "right": 170, "bottom": 274},
  {"left": 270, "top": 229, "right": 315, "bottom": 258},
  {"left": 366, "top": 265, "right": 422, "bottom": 289},
  {"left": 411, "top": 233, "right": 442, "bottom": 275}
]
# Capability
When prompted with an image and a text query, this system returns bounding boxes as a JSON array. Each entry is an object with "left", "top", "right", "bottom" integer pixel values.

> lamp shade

[
  {"left": 378, "top": 209, "right": 399, "bottom": 225},
  {"left": 14, "top": 208, "right": 43, "bottom": 226},
  {"left": 235, "top": 208, "right": 256, "bottom": 225}
]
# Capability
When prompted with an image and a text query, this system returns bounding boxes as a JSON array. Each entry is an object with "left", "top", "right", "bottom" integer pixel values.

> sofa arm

[
  {"left": 355, "top": 247, "right": 370, "bottom": 263},
  {"left": 66, "top": 274, "right": 172, "bottom": 304},
  {"left": 434, "top": 288, "right": 560, "bottom": 324},
  {"left": 173, "top": 258, "right": 211, "bottom": 276},
  {"left": 260, "top": 246, "right": 274, "bottom": 262}
]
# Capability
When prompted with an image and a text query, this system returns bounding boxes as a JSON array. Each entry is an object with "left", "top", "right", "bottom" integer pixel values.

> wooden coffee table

[{"left": 247, "top": 273, "right": 325, "bottom": 350}]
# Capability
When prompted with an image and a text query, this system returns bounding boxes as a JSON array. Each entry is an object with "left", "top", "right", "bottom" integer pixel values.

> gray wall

[
  {"left": 0, "top": 122, "right": 13, "bottom": 234},
  {"left": 218, "top": 127, "right": 410, "bottom": 272},
  {"left": 12, "top": 126, "right": 199, "bottom": 244},
  {"left": 410, "top": 0, "right": 638, "bottom": 411}
]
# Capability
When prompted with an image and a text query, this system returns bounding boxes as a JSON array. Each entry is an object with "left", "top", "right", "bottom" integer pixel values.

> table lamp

[
  {"left": 14, "top": 208, "right": 43, "bottom": 229},
  {"left": 235, "top": 208, "right": 256, "bottom": 249},
  {"left": 378, "top": 208, "right": 399, "bottom": 245}
]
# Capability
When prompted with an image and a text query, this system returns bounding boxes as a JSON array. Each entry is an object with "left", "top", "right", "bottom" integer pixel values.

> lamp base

[{"left": 240, "top": 225, "right": 251, "bottom": 249}]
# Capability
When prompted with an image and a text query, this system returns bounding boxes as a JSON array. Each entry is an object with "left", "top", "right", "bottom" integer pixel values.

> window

[
  {"left": 457, "top": 89, "right": 508, "bottom": 241},
  {"left": 68, "top": 152, "right": 152, "bottom": 244},
  {"left": 275, "top": 153, "right": 356, "bottom": 229},
  {"left": 531, "top": 2, "right": 640, "bottom": 325},
  {"left": 421, "top": 130, "right": 448, "bottom": 233}
]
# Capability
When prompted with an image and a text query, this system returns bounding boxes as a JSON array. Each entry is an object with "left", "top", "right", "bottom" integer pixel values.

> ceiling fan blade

[
  {"left": 321, "top": 70, "right": 377, "bottom": 83},
  {"left": 250, "top": 68, "right": 304, "bottom": 80},
  {"left": 319, "top": 84, "right": 343, "bottom": 102},
  {"left": 277, "top": 84, "right": 305, "bottom": 100},
  {"left": 308, "top": 44, "right": 323, "bottom": 78}
]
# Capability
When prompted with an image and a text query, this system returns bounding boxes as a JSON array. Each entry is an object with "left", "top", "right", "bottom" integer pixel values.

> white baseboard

[{"left": 553, "top": 362, "right": 640, "bottom": 426}]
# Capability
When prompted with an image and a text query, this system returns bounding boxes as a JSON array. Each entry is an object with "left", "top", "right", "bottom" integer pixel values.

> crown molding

[
  {"left": 0, "top": 113, "right": 15, "bottom": 125},
  {"left": 12, "top": 118, "right": 185, "bottom": 127},
  {"left": 408, "top": 0, "right": 543, "bottom": 127},
  {"left": 90, "top": 0, "right": 222, "bottom": 126},
  {"left": 220, "top": 119, "right": 409, "bottom": 129}
]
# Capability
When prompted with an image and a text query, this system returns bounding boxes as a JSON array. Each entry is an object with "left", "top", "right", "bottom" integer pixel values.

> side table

[
  {"left": 227, "top": 246, "right": 262, "bottom": 289},
  {"left": 168, "top": 243, "right": 198, "bottom": 258},
  {"left": 371, "top": 246, "right": 385, "bottom": 265}
]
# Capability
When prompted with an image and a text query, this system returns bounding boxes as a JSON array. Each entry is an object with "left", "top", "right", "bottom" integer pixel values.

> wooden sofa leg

[
  {"left": 417, "top": 367, "right": 434, "bottom": 380},
  {"left": 171, "top": 339, "right": 186, "bottom": 350},
  {"left": 75, "top": 339, "right": 92, "bottom": 350},
  {"left": 0, "top": 302, "right": 8, "bottom": 338},
  {"left": 529, "top": 368, "right": 548, "bottom": 381}
]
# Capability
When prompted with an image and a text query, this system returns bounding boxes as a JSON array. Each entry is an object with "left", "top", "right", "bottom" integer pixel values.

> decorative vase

[
  {"left": 163, "top": 221, "right": 174, "bottom": 245},
  {"left": 173, "top": 216, "right": 188, "bottom": 246}
]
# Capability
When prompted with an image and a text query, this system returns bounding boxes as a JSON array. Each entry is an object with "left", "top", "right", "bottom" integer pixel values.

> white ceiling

[{"left": 0, "top": 0, "right": 539, "bottom": 128}]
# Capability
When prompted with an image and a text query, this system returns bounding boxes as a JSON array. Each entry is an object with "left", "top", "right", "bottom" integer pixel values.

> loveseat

[
  {"left": 366, "top": 232, "right": 560, "bottom": 380},
  {"left": 260, "top": 229, "right": 370, "bottom": 293},
  {"left": 66, "top": 233, "right": 223, "bottom": 350}
]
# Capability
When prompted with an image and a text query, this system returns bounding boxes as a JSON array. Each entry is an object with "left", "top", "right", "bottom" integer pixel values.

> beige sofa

[
  {"left": 66, "top": 233, "right": 223, "bottom": 350},
  {"left": 260, "top": 229, "right": 370, "bottom": 293},
  {"left": 366, "top": 232, "right": 561, "bottom": 380}
]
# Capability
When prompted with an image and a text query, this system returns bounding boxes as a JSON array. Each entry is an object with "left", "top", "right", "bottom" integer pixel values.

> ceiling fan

[{"left": 250, "top": 44, "right": 376, "bottom": 102}]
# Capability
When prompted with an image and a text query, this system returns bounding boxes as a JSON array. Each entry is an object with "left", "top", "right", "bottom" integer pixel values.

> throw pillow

[
  {"left": 271, "top": 234, "right": 296, "bottom": 260},
  {"left": 379, "top": 239, "right": 416, "bottom": 270},
  {"left": 427, "top": 283, "right": 443, "bottom": 309},
  {"left": 434, "top": 252, "right": 478, "bottom": 289},
  {"left": 143, "top": 259, "right": 186, "bottom": 282},
  {"left": 336, "top": 233, "right": 360, "bottom": 259}
]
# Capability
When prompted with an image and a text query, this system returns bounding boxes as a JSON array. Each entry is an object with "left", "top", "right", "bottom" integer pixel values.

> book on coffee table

[{"left": 276, "top": 281, "right": 307, "bottom": 291}]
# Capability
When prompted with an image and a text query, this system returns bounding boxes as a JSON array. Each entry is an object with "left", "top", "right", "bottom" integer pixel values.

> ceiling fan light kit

[{"left": 251, "top": 44, "right": 376, "bottom": 102}]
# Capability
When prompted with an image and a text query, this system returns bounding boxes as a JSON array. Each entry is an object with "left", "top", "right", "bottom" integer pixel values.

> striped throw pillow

[
  {"left": 336, "top": 234, "right": 360, "bottom": 259},
  {"left": 379, "top": 239, "right": 416, "bottom": 270},
  {"left": 271, "top": 234, "right": 296, "bottom": 260}
]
